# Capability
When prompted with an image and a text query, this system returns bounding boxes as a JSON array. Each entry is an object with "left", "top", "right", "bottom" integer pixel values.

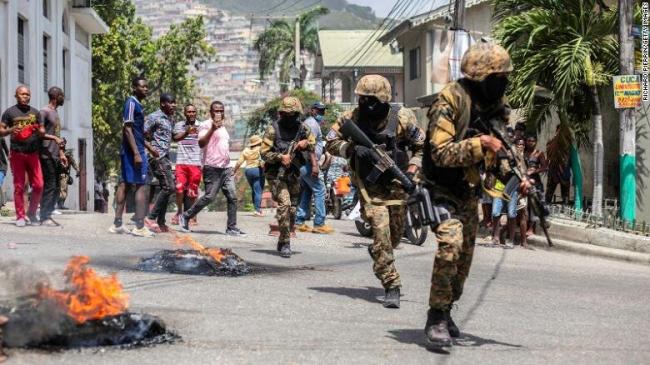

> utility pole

[
  {"left": 619, "top": 0, "right": 636, "bottom": 222},
  {"left": 453, "top": 0, "right": 466, "bottom": 29}
]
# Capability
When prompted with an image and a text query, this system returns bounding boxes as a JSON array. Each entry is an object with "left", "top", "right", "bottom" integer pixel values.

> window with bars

[
  {"left": 18, "top": 18, "right": 26, "bottom": 84},
  {"left": 409, "top": 47, "right": 421, "bottom": 81},
  {"left": 43, "top": 35, "right": 50, "bottom": 92},
  {"left": 63, "top": 49, "right": 70, "bottom": 99},
  {"left": 62, "top": 12, "right": 69, "bottom": 34},
  {"left": 43, "top": 0, "right": 50, "bottom": 19}
]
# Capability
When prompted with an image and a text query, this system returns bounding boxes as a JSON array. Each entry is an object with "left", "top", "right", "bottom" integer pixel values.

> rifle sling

[{"left": 353, "top": 163, "right": 405, "bottom": 207}]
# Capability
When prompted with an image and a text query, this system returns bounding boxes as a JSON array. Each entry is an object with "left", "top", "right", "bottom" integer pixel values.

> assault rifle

[
  {"left": 339, "top": 119, "right": 415, "bottom": 193},
  {"left": 475, "top": 117, "right": 554, "bottom": 247},
  {"left": 277, "top": 128, "right": 306, "bottom": 181}
]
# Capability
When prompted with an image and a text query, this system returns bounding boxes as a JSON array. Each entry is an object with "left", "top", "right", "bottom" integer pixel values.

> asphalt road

[{"left": 1, "top": 211, "right": 649, "bottom": 364}]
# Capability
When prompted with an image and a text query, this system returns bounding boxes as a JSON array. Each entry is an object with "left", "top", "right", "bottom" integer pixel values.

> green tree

[
  {"left": 254, "top": 6, "right": 329, "bottom": 92},
  {"left": 91, "top": 0, "right": 214, "bottom": 178},
  {"left": 493, "top": 0, "right": 618, "bottom": 216}
]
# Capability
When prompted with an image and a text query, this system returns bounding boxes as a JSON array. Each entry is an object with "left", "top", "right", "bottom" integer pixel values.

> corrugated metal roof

[
  {"left": 318, "top": 30, "right": 402, "bottom": 68},
  {"left": 379, "top": 0, "right": 490, "bottom": 44}
]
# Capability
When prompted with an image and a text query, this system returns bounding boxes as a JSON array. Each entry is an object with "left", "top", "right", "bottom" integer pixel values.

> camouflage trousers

[
  {"left": 361, "top": 191, "right": 406, "bottom": 289},
  {"left": 59, "top": 174, "right": 69, "bottom": 200},
  {"left": 270, "top": 177, "right": 301, "bottom": 244},
  {"left": 429, "top": 197, "right": 478, "bottom": 310}
]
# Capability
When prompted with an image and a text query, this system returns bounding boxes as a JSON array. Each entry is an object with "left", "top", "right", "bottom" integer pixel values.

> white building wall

[{"left": 0, "top": 0, "right": 98, "bottom": 212}]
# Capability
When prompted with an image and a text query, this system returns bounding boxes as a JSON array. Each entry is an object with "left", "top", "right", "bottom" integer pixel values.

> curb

[{"left": 528, "top": 235, "right": 650, "bottom": 265}]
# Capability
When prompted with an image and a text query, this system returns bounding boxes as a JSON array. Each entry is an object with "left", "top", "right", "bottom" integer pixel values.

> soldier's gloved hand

[{"left": 353, "top": 145, "right": 379, "bottom": 163}]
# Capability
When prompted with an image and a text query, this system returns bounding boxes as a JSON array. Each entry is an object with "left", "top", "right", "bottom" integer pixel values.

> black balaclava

[
  {"left": 279, "top": 112, "right": 300, "bottom": 127},
  {"left": 464, "top": 73, "right": 509, "bottom": 105},
  {"left": 359, "top": 96, "right": 390, "bottom": 122}
]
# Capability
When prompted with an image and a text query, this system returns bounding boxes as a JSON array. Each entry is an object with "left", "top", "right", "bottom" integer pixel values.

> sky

[{"left": 348, "top": 0, "right": 448, "bottom": 18}]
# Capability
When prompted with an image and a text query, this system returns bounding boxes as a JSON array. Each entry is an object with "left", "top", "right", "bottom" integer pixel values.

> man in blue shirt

[
  {"left": 295, "top": 102, "right": 334, "bottom": 234},
  {"left": 143, "top": 93, "right": 176, "bottom": 232},
  {"left": 109, "top": 76, "right": 154, "bottom": 237}
]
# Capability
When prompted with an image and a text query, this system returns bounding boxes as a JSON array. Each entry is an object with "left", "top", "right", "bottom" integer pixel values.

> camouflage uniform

[
  {"left": 260, "top": 97, "right": 315, "bottom": 250},
  {"left": 58, "top": 149, "right": 79, "bottom": 208},
  {"left": 326, "top": 75, "right": 424, "bottom": 290},
  {"left": 424, "top": 42, "right": 513, "bottom": 311}
]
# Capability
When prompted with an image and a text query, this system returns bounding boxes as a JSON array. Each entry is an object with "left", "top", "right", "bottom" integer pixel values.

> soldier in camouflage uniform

[
  {"left": 326, "top": 75, "right": 424, "bottom": 309},
  {"left": 58, "top": 143, "right": 79, "bottom": 209},
  {"left": 261, "top": 96, "right": 316, "bottom": 258},
  {"left": 422, "top": 41, "right": 519, "bottom": 346}
]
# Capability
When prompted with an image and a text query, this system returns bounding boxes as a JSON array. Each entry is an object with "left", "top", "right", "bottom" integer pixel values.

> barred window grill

[
  {"left": 17, "top": 18, "right": 25, "bottom": 84},
  {"left": 43, "top": 35, "right": 50, "bottom": 93}
]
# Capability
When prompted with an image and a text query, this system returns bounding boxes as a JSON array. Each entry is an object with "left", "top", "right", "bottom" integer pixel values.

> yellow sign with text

[{"left": 613, "top": 75, "right": 641, "bottom": 109}]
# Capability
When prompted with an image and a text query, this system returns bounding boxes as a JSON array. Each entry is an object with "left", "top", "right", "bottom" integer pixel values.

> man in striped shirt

[{"left": 172, "top": 104, "right": 202, "bottom": 224}]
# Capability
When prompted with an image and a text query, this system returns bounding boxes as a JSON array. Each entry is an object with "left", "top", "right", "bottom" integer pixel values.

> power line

[{"left": 257, "top": 0, "right": 292, "bottom": 15}]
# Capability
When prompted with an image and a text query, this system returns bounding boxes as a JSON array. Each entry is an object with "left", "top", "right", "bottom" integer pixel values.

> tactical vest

[
  {"left": 353, "top": 106, "right": 409, "bottom": 185},
  {"left": 422, "top": 81, "right": 490, "bottom": 197},
  {"left": 267, "top": 120, "right": 308, "bottom": 172}
]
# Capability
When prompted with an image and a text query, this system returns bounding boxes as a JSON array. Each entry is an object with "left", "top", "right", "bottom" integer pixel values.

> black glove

[{"left": 353, "top": 145, "right": 379, "bottom": 163}]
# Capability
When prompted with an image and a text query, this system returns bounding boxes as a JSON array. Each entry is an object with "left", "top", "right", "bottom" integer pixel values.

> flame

[
  {"left": 174, "top": 234, "right": 225, "bottom": 263},
  {"left": 39, "top": 256, "right": 129, "bottom": 324}
]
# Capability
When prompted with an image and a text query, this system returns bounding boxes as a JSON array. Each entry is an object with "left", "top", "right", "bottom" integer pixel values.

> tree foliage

[
  {"left": 253, "top": 6, "right": 329, "bottom": 91},
  {"left": 91, "top": 0, "right": 215, "bottom": 177},
  {"left": 493, "top": 0, "right": 618, "bottom": 133},
  {"left": 493, "top": 0, "right": 620, "bottom": 214},
  {"left": 246, "top": 89, "right": 343, "bottom": 136}
]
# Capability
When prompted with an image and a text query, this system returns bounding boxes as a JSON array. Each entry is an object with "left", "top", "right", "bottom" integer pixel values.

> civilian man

[
  {"left": 172, "top": 104, "right": 202, "bottom": 225},
  {"left": 179, "top": 101, "right": 245, "bottom": 236},
  {"left": 143, "top": 93, "right": 177, "bottom": 232},
  {"left": 0, "top": 86, "right": 57, "bottom": 226},
  {"left": 295, "top": 102, "right": 334, "bottom": 234},
  {"left": 39, "top": 87, "right": 67, "bottom": 226},
  {"left": 108, "top": 77, "right": 154, "bottom": 237}
]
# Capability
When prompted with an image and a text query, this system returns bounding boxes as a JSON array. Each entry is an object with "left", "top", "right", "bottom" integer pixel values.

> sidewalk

[{"left": 528, "top": 217, "right": 650, "bottom": 265}]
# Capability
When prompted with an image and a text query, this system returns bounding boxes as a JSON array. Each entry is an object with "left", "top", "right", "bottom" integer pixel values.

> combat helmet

[
  {"left": 461, "top": 41, "right": 513, "bottom": 81},
  {"left": 354, "top": 75, "right": 392, "bottom": 103},
  {"left": 278, "top": 96, "right": 303, "bottom": 113}
]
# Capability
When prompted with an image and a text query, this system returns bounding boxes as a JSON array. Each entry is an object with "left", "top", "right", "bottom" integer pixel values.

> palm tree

[
  {"left": 493, "top": 0, "right": 618, "bottom": 216},
  {"left": 254, "top": 6, "right": 329, "bottom": 91}
]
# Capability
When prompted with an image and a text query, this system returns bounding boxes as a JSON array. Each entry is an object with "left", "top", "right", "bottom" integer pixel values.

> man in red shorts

[{"left": 172, "top": 104, "right": 202, "bottom": 225}]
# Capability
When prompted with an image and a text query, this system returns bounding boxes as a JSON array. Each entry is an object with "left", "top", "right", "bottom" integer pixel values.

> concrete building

[
  {"left": 314, "top": 30, "right": 404, "bottom": 106},
  {"left": 0, "top": 0, "right": 107, "bottom": 211}
]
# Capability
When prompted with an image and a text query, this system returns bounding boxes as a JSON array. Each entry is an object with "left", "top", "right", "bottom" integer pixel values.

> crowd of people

[
  {"left": 480, "top": 123, "right": 572, "bottom": 249},
  {"left": 104, "top": 76, "right": 339, "bottom": 240},
  {"left": 0, "top": 85, "right": 79, "bottom": 226}
]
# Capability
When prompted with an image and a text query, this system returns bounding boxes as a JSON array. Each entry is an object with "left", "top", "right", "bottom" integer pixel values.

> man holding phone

[
  {"left": 172, "top": 104, "right": 202, "bottom": 225},
  {"left": 179, "top": 101, "right": 245, "bottom": 236}
]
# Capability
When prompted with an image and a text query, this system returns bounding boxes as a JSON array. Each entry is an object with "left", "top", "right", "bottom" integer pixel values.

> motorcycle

[{"left": 326, "top": 175, "right": 356, "bottom": 219}]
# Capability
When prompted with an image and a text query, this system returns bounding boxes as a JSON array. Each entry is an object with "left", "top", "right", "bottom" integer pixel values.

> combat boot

[
  {"left": 425, "top": 309, "right": 452, "bottom": 347},
  {"left": 383, "top": 287, "right": 400, "bottom": 308},
  {"left": 279, "top": 243, "right": 292, "bottom": 258},
  {"left": 445, "top": 310, "right": 460, "bottom": 338}
]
